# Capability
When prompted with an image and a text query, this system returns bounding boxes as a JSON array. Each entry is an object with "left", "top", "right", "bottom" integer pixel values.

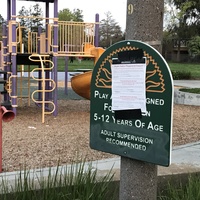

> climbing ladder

[{"left": 29, "top": 54, "right": 56, "bottom": 123}]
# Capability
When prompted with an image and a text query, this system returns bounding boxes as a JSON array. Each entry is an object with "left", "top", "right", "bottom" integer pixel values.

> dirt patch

[{"left": 2, "top": 97, "right": 200, "bottom": 172}]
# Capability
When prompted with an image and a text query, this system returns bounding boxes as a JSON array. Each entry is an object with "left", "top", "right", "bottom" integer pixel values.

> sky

[{"left": 0, "top": 0, "right": 127, "bottom": 31}]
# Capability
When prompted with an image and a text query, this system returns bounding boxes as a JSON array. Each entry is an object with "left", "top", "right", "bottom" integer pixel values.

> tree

[
  {"left": 172, "top": 0, "right": 200, "bottom": 36},
  {"left": 58, "top": 8, "right": 73, "bottom": 21},
  {"left": 187, "top": 36, "right": 200, "bottom": 60},
  {"left": 72, "top": 9, "right": 83, "bottom": 22},
  {"left": 164, "top": 0, "right": 179, "bottom": 30},
  {"left": 99, "top": 12, "right": 124, "bottom": 48},
  {"left": 28, "top": 4, "right": 43, "bottom": 32},
  {"left": 18, "top": 4, "right": 43, "bottom": 32},
  {"left": 164, "top": 0, "right": 200, "bottom": 61},
  {"left": 58, "top": 8, "right": 83, "bottom": 22},
  {"left": 164, "top": 0, "right": 193, "bottom": 61},
  {"left": 18, "top": 4, "right": 43, "bottom": 52},
  {"left": 173, "top": 0, "right": 200, "bottom": 26},
  {"left": 18, "top": 6, "right": 29, "bottom": 45},
  {"left": 58, "top": 8, "right": 84, "bottom": 52},
  {"left": 0, "top": 14, "right": 5, "bottom": 41},
  {"left": 0, "top": 14, "right": 5, "bottom": 24}
]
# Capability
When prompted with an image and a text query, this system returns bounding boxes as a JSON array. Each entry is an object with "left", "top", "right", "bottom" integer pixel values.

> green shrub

[
  {"left": 187, "top": 36, "right": 200, "bottom": 60},
  {"left": 0, "top": 160, "right": 118, "bottom": 200},
  {"left": 179, "top": 88, "right": 200, "bottom": 94},
  {"left": 158, "top": 174, "right": 200, "bottom": 200},
  {"left": 171, "top": 70, "right": 191, "bottom": 80}
]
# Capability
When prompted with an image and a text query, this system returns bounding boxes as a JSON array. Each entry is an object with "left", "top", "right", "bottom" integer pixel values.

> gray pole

[
  {"left": 11, "top": 0, "right": 17, "bottom": 114},
  {"left": 125, "top": 0, "right": 164, "bottom": 53},
  {"left": 95, "top": 14, "right": 99, "bottom": 47},
  {"left": 53, "top": 0, "right": 58, "bottom": 116},
  {"left": 119, "top": 1, "right": 164, "bottom": 200},
  {"left": 120, "top": 157, "right": 158, "bottom": 200}
]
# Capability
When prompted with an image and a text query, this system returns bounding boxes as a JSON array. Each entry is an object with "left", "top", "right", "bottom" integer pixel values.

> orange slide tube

[
  {"left": 71, "top": 47, "right": 105, "bottom": 99},
  {"left": 71, "top": 71, "right": 92, "bottom": 100}
]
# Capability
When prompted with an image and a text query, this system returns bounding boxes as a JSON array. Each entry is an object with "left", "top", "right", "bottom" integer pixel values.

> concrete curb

[
  {"left": 1, "top": 142, "right": 200, "bottom": 193},
  {"left": 174, "top": 88, "right": 200, "bottom": 106}
]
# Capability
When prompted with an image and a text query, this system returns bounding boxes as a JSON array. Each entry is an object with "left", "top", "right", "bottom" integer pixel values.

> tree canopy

[
  {"left": 163, "top": 0, "right": 200, "bottom": 61},
  {"left": 17, "top": 4, "right": 43, "bottom": 52},
  {"left": 99, "top": 11, "right": 124, "bottom": 48},
  {"left": 173, "top": 0, "right": 200, "bottom": 23},
  {"left": 28, "top": 4, "right": 43, "bottom": 32},
  {"left": 58, "top": 8, "right": 83, "bottom": 22},
  {"left": 165, "top": 0, "right": 200, "bottom": 36},
  {"left": 18, "top": 4, "right": 43, "bottom": 31},
  {"left": 0, "top": 14, "right": 5, "bottom": 41},
  {"left": 187, "top": 36, "right": 200, "bottom": 57},
  {"left": 0, "top": 4, "right": 124, "bottom": 51}
]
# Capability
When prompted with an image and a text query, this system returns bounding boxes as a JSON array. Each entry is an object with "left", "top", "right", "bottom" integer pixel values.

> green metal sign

[{"left": 90, "top": 40, "right": 173, "bottom": 166}]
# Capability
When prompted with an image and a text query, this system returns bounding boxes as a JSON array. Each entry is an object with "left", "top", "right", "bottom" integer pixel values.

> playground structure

[{"left": 0, "top": 0, "right": 105, "bottom": 123}]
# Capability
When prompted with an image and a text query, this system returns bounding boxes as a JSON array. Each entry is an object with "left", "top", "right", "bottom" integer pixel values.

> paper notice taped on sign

[{"left": 111, "top": 63, "right": 146, "bottom": 112}]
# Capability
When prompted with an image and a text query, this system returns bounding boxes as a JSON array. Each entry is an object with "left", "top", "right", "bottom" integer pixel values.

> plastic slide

[{"left": 71, "top": 71, "right": 92, "bottom": 100}]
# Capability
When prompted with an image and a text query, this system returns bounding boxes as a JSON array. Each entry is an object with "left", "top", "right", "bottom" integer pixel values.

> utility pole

[
  {"left": 119, "top": 1, "right": 164, "bottom": 200},
  {"left": 126, "top": 0, "right": 164, "bottom": 53}
]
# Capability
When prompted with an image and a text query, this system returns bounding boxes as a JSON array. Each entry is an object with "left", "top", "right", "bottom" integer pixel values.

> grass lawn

[
  {"left": 17, "top": 58, "right": 200, "bottom": 79},
  {"left": 58, "top": 60, "right": 200, "bottom": 79},
  {"left": 180, "top": 88, "right": 200, "bottom": 94},
  {"left": 18, "top": 57, "right": 95, "bottom": 72},
  {"left": 168, "top": 62, "right": 200, "bottom": 79},
  {"left": 57, "top": 57, "right": 95, "bottom": 71}
]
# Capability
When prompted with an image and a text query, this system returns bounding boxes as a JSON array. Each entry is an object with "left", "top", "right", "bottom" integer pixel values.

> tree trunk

[
  {"left": 177, "top": 39, "right": 181, "bottom": 62},
  {"left": 119, "top": 1, "right": 164, "bottom": 200},
  {"left": 126, "top": 0, "right": 164, "bottom": 53}
]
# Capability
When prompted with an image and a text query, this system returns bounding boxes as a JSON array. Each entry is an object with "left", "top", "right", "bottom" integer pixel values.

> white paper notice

[{"left": 111, "top": 63, "right": 146, "bottom": 112}]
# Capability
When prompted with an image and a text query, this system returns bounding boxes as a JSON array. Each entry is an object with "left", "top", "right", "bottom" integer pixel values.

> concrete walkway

[
  {"left": 83, "top": 141, "right": 200, "bottom": 176},
  {"left": 1, "top": 141, "right": 200, "bottom": 189},
  {"left": 174, "top": 80, "right": 200, "bottom": 88}
]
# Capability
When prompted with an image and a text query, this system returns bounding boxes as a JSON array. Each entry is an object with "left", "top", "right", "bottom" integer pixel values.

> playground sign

[{"left": 90, "top": 40, "right": 173, "bottom": 166}]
